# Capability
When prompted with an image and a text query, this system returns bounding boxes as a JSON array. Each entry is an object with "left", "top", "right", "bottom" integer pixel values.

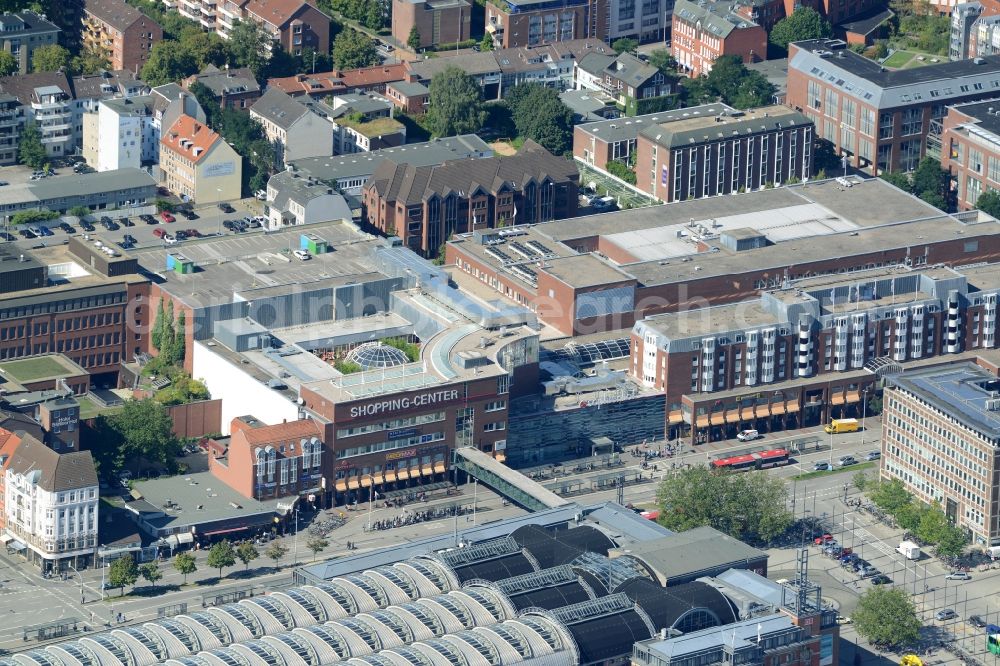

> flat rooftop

[
  {"left": 542, "top": 253, "right": 635, "bottom": 288},
  {"left": 639, "top": 301, "right": 780, "bottom": 340},
  {"left": 129, "top": 471, "right": 287, "bottom": 531},
  {"left": 141, "top": 221, "right": 383, "bottom": 308},
  {"left": 890, "top": 362, "right": 1000, "bottom": 441},
  {"left": 0, "top": 354, "right": 87, "bottom": 384},
  {"left": 575, "top": 104, "right": 732, "bottom": 144},
  {"left": 0, "top": 244, "right": 146, "bottom": 303}
]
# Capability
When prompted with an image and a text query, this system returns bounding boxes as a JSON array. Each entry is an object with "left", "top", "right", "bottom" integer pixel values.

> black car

[
  {"left": 121, "top": 217, "right": 134, "bottom": 227},
  {"left": 140, "top": 214, "right": 157, "bottom": 224},
  {"left": 218, "top": 202, "right": 234, "bottom": 213},
  {"left": 970, "top": 615, "right": 987, "bottom": 629},
  {"left": 123, "top": 234, "right": 136, "bottom": 245},
  {"left": 175, "top": 230, "right": 189, "bottom": 241},
  {"left": 222, "top": 219, "right": 235, "bottom": 230},
  {"left": 18, "top": 229, "right": 35, "bottom": 239},
  {"left": 870, "top": 574, "right": 892, "bottom": 585},
  {"left": 99, "top": 216, "right": 112, "bottom": 225},
  {"left": 80, "top": 220, "right": 95, "bottom": 232},
  {"left": 102, "top": 219, "right": 120, "bottom": 231},
  {"left": 0, "top": 232, "right": 13, "bottom": 241},
  {"left": 59, "top": 222, "right": 76, "bottom": 234}
]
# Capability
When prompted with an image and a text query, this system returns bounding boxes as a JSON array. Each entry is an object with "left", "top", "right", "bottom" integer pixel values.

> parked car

[
  {"left": 222, "top": 219, "right": 235, "bottom": 230},
  {"left": 836, "top": 615, "right": 852, "bottom": 625},
  {"left": 140, "top": 214, "right": 157, "bottom": 224},
  {"left": 18, "top": 228, "right": 35, "bottom": 239},
  {"left": 0, "top": 180, "right": 10, "bottom": 186},
  {"left": 217, "top": 202, "right": 234, "bottom": 213},
  {"left": 38, "top": 225, "right": 52, "bottom": 237},
  {"left": 813, "top": 533, "right": 834, "bottom": 545},
  {"left": 164, "top": 233, "right": 177, "bottom": 245},
  {"left": 970, "top": 615, "right": 987, "bottom": 628},
  {"left": 80, "top": 220, "right": 95, "bottom": 232},
  {"left": 293, "top": 249, "right": 311, "bottom": 261},
  {"left": 0, "top": 232, "right": 13, "bottom": 241},
  {"left": 736, "top": 429, "right": 761, "bottom": 442},
  {"left": 59, "top": 222, "right": 75, "bottom": 234},
  {"left": 812, "top": 461, "right": 831, "bottom": 471},
  {"left": 945, "top": 571, "right": 971, "bottom": 581},
  {"left": 153, "top": 227, "right": 166, "bottom": 239},
  {"left": 865, "top": 450, "right": 881, "bottom": 461},
  {"left": 175, "top": 230, "right": 189, "bottom": 241},
  {"left": 120, "top": 217, "right": 134, "bottom": 227},
  {"left": 160, "top": 211, "right": 175, "bottom": 223},
  {"left": 870, "top": 574, "right": 892, "bottom": 585},
  {"left": 859, "top": 566, "right": 880, "bottom": 578},
  {"left": 936, "top": 609, "right": 958, "bottom": 621},
  {"left": 838, "top": 455, "right": 857, "bottom": 467},
  {"left": 122, "top": 234, "right": 136, "bottom": 245},
  {"left": 101, "top": 219, "right": 119, "bottom": 231},
  {"left": 184, "top": 228, "right": 200, "bottom": 237}
]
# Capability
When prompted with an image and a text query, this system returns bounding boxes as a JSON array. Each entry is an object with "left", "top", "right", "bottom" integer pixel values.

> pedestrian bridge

[{"left": 451, "top": 447, "right": 571, "bottom": 512}]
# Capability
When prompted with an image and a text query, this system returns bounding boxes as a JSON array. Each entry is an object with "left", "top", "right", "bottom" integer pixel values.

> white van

[
  {"left": 737, "top": 429, "right": 761, "bottom": 442},
  {"left": 293, "top": 249, "right": 311, "bottom": 261}
]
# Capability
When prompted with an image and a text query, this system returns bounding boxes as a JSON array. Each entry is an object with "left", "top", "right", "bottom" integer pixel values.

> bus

[
  {"left": 712, "top": 448, "right": 790, "bottom": 472},
  {"left": 987, "top": 625, "right": 1000, "bottom": 656}
]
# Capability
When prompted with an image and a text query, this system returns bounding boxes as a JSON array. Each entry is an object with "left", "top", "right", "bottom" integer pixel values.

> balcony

[{"left": 926, "top": 118, "right": 943, "bottom": 161}]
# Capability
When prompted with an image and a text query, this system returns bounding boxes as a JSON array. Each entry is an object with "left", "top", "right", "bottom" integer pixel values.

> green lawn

[
  {"left": 882, "top": 49, "right": 944, "bottom": 70},
  {"left": 1, "top": 356, "right": 74, "bottom": 382},
  {"left": 792, "top": 460, "right": 876, "bottom": 480},
  {"left": 78, "top": 396, "right": 123, "bottom": 421}
]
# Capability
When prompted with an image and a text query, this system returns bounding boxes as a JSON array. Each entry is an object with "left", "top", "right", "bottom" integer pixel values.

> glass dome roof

[{"left": 347, "top": 342, "right": 410, "bottom": 370}]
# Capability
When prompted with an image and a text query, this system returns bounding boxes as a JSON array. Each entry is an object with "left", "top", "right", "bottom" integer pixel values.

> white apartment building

[
  {"left": 2, "top": 436, "right": 99, "bottom": 572},
  {"left": 95, "top": 96, "right": 157, "bottom": 171}
]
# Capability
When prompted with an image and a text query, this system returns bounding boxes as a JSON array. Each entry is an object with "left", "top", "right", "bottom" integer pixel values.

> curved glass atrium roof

[{"left": 346, "top": 342, "right": 410, "bottom": 370}]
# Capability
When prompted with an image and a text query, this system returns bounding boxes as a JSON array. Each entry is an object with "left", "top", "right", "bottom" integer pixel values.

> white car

[
  {"left": 293, "top": 249, "right": 311, "bottom": 261},
  {"left": 736, "top": 429, "right": 761, "bottom": 442}
]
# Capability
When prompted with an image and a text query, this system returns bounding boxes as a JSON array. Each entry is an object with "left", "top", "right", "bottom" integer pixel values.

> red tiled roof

[
  {"left": 337, "top": 63, "right": 407, "bottom": 88},
  {"left": 267, "top": 72, "right": 347, "bottom": 96},
  {"left": 243, "top": 0, "right": 316, "bottom": 27},
  {"left": 161, "top": 114, "right": 221, "bottom": 164},
  {"left": 235, "top": 418, "right": 323, "bottom": 445}
]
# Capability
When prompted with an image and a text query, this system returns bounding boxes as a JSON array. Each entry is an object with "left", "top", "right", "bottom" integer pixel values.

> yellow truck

[{"left": 824, "top": 418, "right": 859, "bottom": 434}]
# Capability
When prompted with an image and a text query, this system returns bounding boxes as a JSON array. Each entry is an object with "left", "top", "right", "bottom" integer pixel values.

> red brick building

[
  {"left": 268, "top": 64, "right": 409, "bottom": 98},
  {"left": 243, "top": 0, "right": 332, "bottom": 56},
  {"left": 82, "top": 0, "right": 163, "bottom": 74},
  {"left": 671, "top": 0, "right": 766, "bottom": 77},
  {"left": 385, "top": 80, "right": 429, "bottom": 114},
  {"left": 787, "top": 39, "right": 1000, "bottom": 174},
  {"left": 363, "top": 140, "right": 579, "bottom": 257},
  {"left": 940, "top": 99, "right": 1000, "bottom": 210},
  {"left": 485, "top": 0, "right": 606, "bottom": 49},
  {"left": 209, "top": 416, "right": 326, "bottom": 501},
  {"left": 392, "top": 0, "right": 471, "bottom": 50}
]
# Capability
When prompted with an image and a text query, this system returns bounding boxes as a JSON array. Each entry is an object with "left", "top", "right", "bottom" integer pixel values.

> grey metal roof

[
  {"left": 623, "top": 527, "right": 768, "bottom": 582},
  {"left": 673, "top": 0, "right": 758, "bottom": 38},
  {"left": 790, "top": 39, "right": 1000, "bottom": 108},
  {"left": 576, "top": 103, "right": 733, "bottom": 144},
  {"left": 949, "top": 97, "right": 1000, "bottom": 138},
  {"left": 889, "top": 362, "right": 1000, "bottom": 441},
  {"left": 322, "top": 93, "right": 392, "bottom": 120},
  {"left": 387, "top": 81, "right": 429, "bottom": 97},
  {"left": 0, "top": 11, "right": 59, "bottom": 37},
  {"left": 102, "top": 94, "right": 154, "bottom": 116},
  {"left": 640, "top": 105, "right": 812, "bottom": 148},
  {"left": 250, "top": 87, "right": 311, "bottom": 130},
  {"left": 636, "top": 613, "right": 793, "bottom": 660},
  {"left": 28, "top": 168, "right": 156, "bottom": 200}
]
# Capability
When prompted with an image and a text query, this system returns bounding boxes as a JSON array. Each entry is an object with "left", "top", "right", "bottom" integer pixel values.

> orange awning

[
  {"left": 710, "top": 414, "right": 726, "bottom": 426},
  {"left": 420, "top": 466, "right": 434, "bottom": 477},
  {"left": 383, "top": 471, "right": 397, "bottom": 483},
  {"left": 397, "top": 469, "right": 410, "bottom": 480},
  {"left": 771, "top": 404, "right": 787, "bottom": 415},
  {"left": 846, "top": 391, "right": 861, "bottom": 403},
  {"left": 831, "top": 394, "right": 847, "bottom": 405},
  {"left": 347, "top": 478, "right": 360, "bottom": 490},
  {"left": 755, "top": 405, "right": 770, "bottom": 418},
  {"left": 334, "top": 480, "right": 347, "bottom": 492},
  {"left": 495, "top": 453, "right": 506, "bottom": 463},
  {"left": 433, "top": 462, "right": 446, "bottom": 473},
  {"left": 668, "top": 411, "right": 684, "bottom": 425},
  {"left": 360, "top": 476, "right": 373, "bottom": 488},
  {"left": 785, "top": 402, "right": 800, "bottom": 413},
  {"left": 739, "top": 407, "right": 756, "bottom": 421},
  {"left": 695, "top": 416, "right": 710, "bottom": 428}
]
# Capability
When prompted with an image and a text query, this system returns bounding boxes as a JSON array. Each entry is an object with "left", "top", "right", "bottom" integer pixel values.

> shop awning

[
  {"left": 433, "top": 462, "right": 446, "bottom": 474},
  {"left": 771, "top": 404, "right": 787, "bottom": 415},
  {"left": 668, "top": 411, "right": 684, "bottom": 425},
  {"left": 347, "top": 478, "right": 360, "bottom": 490},
  {"left": 710, "top": 414, "right": 726, "bottom": 426},
  {"left": 201, "top": 526, "right": 248, "bottom": 537},
  {"left": 360, "top": 476, "right": 373, "bottom": 488},
  {"left": 846, "top": 391, "right": 861, "bottom": 403},
  {"left": 755, "top": 405, "right": 770, "bottom": 418},
  {"left": 177, "top": 532, "right": 194, "bottom": 544},
  {"left": 9, "top": 541, "right": 26, "bottom": 552},
  {"left": 695, "top": 416, "right": 709, "bottom": 428},
  {"left": 495, "top": 453, "right": 506, "bottom": 463},
  {"left": 785, "top": 402, "right": 800, "bottom": 413},
  {"left": 383, "top": 472, "right": 397, "bottom": 483},
  {"left": 739, "top": 407, "right": 756, "bottom": 421},
  {"left": 419, "top": 466, "right": 434, "bottom": 477},
  {"left": 0, "top": 534, "right": 12, "bottom": 545},
  {"left": 397, "top": 469, "right": 410, "bottom": 481},
  {"left": 831, "top": 394, "right": 847, "bottom": 405},
  {"left": 335, "top": 480, "right": 347, "bottom": 492}
]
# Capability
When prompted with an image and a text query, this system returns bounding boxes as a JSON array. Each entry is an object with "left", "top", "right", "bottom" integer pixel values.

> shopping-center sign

[{"left": 350, "top": 389, "right": 461, "bottom": 418}]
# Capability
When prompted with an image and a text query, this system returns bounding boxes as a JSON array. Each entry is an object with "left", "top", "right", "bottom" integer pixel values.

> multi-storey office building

[
  {"left": 447, "top": 177, "right": 1000, "bottom": 338},
  {"left": 940, "top": 99, "right": 1000, "bottom": 210},
  {"left": 882, "top": 361, "right": 1000, "bottom": 546},
  {"left": 671, "top": 0, "right": 767, "bottom": 77},
  {"left": 631, "top": 262, "right": 1000, "bottom": 442},
  {"left": 0, "top": 94, "right": 24, "bottom": 166},
  {"left": 787, "top": 39, "right": 1000, "bottom": 173},
  {"left": 2, "top": 434, "right": 99, "bottom": 572},
  {"left": 485, "top": 0, "right": 606, "bottom": 49},
  {"left": 82, "top": 0, "right": 163, "bottom": 73},
  {"left": 363, "top": 140, "right": 579, "bottom": 257},
  {"left": 0, "top": 11, "right": 60, "bottom": 75},
  {"left": 392, "top": 0, "right": 471, "bottom": 50},
  {"left": 632, "top": 105, "right": 814, "bottom": 201}
]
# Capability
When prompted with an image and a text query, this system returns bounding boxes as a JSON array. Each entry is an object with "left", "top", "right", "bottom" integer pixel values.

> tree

[
  {"left": 174, "top": 310, "right": 186, "bottom": 364},
  {"left": 0, "top": 50, "right": 17, "bottom": 77},
  {"left": 607, "top": 160, "right": 637, "bottom": 184},
  {"left": 265, "top": 541, "right": 288, "bottom": 569},
  {"left": 428, "top": 66, "right": 487, "bottom": 137},
  {"left": 228, "top": 19, "right": 272, "bottom": 78},
  {"left": 31, "top": 44, "right": 71, "bottom": 72},
  {"left": 935, "top": 524, "right": 968, "bottom": 561},
  {"left": 91, "top": 399, "right": 181, "bottom": 475},
  {"left": 163, "top": 301, "right": 176, "bottom": 363},
  {"left": 648, "top": 49, "right": 677, "bottom": 74},
  {"left": 181, "top": 31, "right": 229, "bottom": 71},
  {"left": 68, "top": 205, "right": 91, "bottom": 219},
  {"left": 73, "top": 49, "right": 111, "bottom": 75},
  {"left": 682, "top": 55, "right": 775, "bottom": 108},
  {"left": 612, "top": 37, "right": 638, "bottom": 54},
  {"left": 139, "top": 562, "right": 163, "bottom": 589},
  {"left": 504, "top": 83, "right": 574, "bottom": 155},
  {"left": 141, "top": 41, "right": 198, "bottom": 86},
  {"left": 407, "top": 26, "right": 421, "bottom": 51},
  {"left": 235, "top": 541, "right": 259, "bottom": 571},
  {"left": 869, "top": 478, "right": 913, "bottom": 515},
  {"left": 852, "top": 470, "right": 871, "bottom": 492},
  {"left": 480, "top": 33, "right": 493, "bottom": 51},
  {"left": 915, "top": 503, "right": 950, "bottom": 544},
  {"left": 769, "top": 7, "right": 832, "bottom": 53},
  {"left": 207, "top": 540, "right": 237, "bottom": 578},
  {"left": 655, "top": 465, "right": 793, "bottom": 544},
  {"left": 151, "top": 300, "right": 165, "bottom": 352},
  {"left": 976, "top": 189, "right": 1000, "bottom": 218},
  {"left": 173, "top": 552, "right": 197, "bottom": 584},
  {"left": 306, "top": 536, "right": 328, "bottom": 561},
  {"left": 853, "top": 587, "right": 921, "bottom": 648},
  {"left": 18, "top": 122, "right": 46, "bottom": 170},
  {"left": 362, "top": 1, "right": 383, "bottom": 30},
  {"left": 880, "top": 170, "right": 912, "bottom": 192},
  {"left": 911, "top": 156, "right": 948, "bottom": 200},
  {"left": 332, "top": 29, "right": 379, "bottom": 70},
  {"left": 108, "top": 554, "right": 139, "bottom": 595}
]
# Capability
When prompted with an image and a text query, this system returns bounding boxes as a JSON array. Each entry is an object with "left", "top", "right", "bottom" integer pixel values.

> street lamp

[
  {"left": 292, "top": 507, "right": 299, "bottom": 566},
  {"left": 67, "top": 563, "right": 83, "bottom": 604},
  {"left": 860, "top": 386, "right": 870, "bottom": 448}
]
